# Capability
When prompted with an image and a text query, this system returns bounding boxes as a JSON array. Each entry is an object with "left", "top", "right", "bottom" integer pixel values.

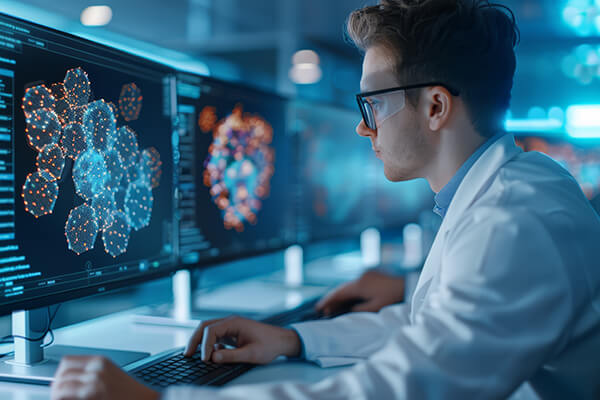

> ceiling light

[
  {"left": 80, "top": 5, "right": 113, "bottom": 27},
  {"left": 289, "top": 63, "right": 322, "bottom": 85},
  {"left": 292, "top": 50, "right": 320, "bottom": 65},
  {"left": 566, "top": 105, "right": 600, "bottom": 138}
]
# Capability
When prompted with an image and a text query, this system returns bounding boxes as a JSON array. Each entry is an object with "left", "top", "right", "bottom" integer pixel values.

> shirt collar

[{"left": 433, "top": 132, "right": 506, "bottom": 218}]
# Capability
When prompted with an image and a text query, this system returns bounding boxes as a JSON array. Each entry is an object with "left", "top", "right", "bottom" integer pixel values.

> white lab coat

[{"left": 164, "top": 133, "right": 600, "bottom": 399}]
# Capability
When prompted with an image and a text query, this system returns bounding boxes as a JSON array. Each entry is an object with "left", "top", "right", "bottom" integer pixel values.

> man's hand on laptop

[
  {"left": 316, "top": 269, "right": 405, "bottom": 316},
  {"left": 51, "top": 355, "right": 159, "bottom": 400},
  {"left": 184, "top": 316, "right": 302, "bottom": 364}
]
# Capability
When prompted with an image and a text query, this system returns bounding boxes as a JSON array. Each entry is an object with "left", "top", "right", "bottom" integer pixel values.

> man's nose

[{"left": 356, "top": 119, "right": 376, "bottom": 138}]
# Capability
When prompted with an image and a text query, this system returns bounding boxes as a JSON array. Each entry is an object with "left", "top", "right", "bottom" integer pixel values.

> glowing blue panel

[
  {"left": 504, "top": 118, "right": 564, "bottom": 133},
  {"left": 562, "top": 0, "right": 600, "bottom": 36},
  {"left": 566, "top": 105, "right": 600, "bottom": 138}
]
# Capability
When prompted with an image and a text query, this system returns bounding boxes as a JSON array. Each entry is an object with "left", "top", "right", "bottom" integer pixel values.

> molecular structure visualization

[
  {"left": 21, "top": 67, "right": 162, "bottom": 257},
  {"left": 202, "top": 105, "right": 275, "bottom": 232}
]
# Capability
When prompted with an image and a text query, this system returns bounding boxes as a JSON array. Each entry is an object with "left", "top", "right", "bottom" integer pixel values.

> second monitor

[{"left": 175, "top": 74, "right": 295, "bottom": 267}]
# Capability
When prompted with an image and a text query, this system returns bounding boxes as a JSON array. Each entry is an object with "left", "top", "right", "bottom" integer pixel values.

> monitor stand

[
  {"left": 133, "top": 257, "right": 327, "bottom": 328},
  {"left": 134, "top": 247, "right": 307, "bottom": 328},
  {"left": 0, "top": 308, "right": 149, "bottom": 385},
  {"left": 133, "top": 269, "right": 205, "bottom": 328}
]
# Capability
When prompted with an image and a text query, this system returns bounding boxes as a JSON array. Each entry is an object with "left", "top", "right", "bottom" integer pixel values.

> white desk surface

[{"left": 0, "top": 299, "right": 347, "bottom": 399}]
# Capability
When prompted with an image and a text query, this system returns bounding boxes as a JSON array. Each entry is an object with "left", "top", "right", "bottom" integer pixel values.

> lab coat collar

[
  {"left": 440, "top": 132, "right": 522, "bottom": 232},
  {"left": 411, "top": 133, "right": 523, "bottom": 317}
]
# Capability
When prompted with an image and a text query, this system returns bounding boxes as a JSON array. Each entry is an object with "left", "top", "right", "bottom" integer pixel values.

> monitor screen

[
  {"left": 0, "top": 13, "right": 177, "bottom": 315},
  {"left": 291, "top": 100, "right": 434, "bottom": 242},
  {"left": 515, "top": 136, "right": 600, "bottom": 200},
  {"left": 175, "top": 73, "right": 294, "bottom": 266},
  {"left": 291, "top": 101, "right": 376, "bottom": 242}
]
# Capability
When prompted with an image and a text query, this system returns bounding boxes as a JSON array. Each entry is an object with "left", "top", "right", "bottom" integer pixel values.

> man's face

[{"left": 356, "top": 46, "right": 431, "bottom": 182}]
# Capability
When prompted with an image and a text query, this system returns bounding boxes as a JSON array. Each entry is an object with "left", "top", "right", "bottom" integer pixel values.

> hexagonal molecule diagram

[
  {"left": 115, "top": 126, "right": 140, "bottom": 168},
  {"left": 72, "top": 148, "right": 108, "bottom": 201},
  {"left": 22, "top": 85, "right": 55, "bottom": 118},
  {"left": 203, "top": 105, "right": 275, "bottom": 232},
  {"left": 124, "top": 181, "right": 153, "bottom": 231},
  {"left": 22, "top": 171, "right": 59, "bottom": 218},
  {"left": 36, "top": 143, "right": 65, "bottom": 181},
  {"left": 102, "top": 210, "right": 131, "bottom": 257},
  {"left": 61, "top": 123, "right": 88, "bottom": 160},
  {"left": 61, "top": 104, "right": 88, "bottom": 128},
  {"left": 21, "top": 66, "right": 161, "bottom": 257},
  {"left": 118, "top": 83, "right": 142, "bottom": 122},
  {"left": 65, "top": 204, "right": 98, "bottom": 255},
  {"left": 103, "top": 149, "right": 124, "bottom": 191},
  {"left": 92, "top": 190, "right": 117, "bottom": 230},
  {"left": 83, "top": 100, "right": 117, "bottom": 152},
  {"left": 63, "top": 67, "right": 91, "bottom": 107},
  {"left": 25, "top": 109, "right": 61, "bottom": 152},
  {"left": 49, "top": 82, "right": 70, "bottom": 124}
]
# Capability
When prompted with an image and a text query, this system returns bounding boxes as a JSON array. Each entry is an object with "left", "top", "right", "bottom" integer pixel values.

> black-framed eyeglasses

[{"left": 356, "top": 82, "right": 460, "bottom": 130}]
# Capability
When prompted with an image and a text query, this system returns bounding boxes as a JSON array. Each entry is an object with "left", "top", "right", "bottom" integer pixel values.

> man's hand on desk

[
  {"left": 184, "top": 316, "right": 302, "bottom": 364},
  {"left": 50, "top": 355, "right": 159, "bottom": 400},
  {"left": 316, "top": 269, "right": 405, "bottom": 316}
]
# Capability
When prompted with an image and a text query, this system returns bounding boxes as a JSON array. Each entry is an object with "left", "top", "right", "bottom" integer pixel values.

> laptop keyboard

[{"left": 131, "top": 351, "right": 253, "bottom": 389}]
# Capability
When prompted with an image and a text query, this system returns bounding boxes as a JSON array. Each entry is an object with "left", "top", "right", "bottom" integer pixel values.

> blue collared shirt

[{"left": 433, "top": 132, "right": 506, "bottom": 219}]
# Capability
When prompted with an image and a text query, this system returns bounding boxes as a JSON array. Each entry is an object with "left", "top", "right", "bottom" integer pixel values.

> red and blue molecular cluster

[
  {"left": 21, "top": 67, "right": 162, "bottom": 257},
  {"left": 203, "top": 105, "right": 275, "bottom": 232}
]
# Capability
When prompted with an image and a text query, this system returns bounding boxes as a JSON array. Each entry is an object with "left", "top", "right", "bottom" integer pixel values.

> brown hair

[{"left": 347, "top": 0, "right": 519, "bottom": 136}]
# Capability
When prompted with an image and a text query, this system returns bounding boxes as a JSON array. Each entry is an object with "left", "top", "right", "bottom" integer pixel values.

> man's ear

[{"left": 425, "top": 86, "right": 453, "bottom": 132}]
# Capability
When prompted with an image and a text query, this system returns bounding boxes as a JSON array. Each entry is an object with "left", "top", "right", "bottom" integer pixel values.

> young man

[{"left": 51, "top": 1, "right": 600, "bottom": 399}]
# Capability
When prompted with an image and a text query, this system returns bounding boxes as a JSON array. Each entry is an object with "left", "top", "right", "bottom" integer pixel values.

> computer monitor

[
  {"left": 175, "top": 73, "right": 294, "bottom": 267},
  {"left": 515, "top": 135, "right": 600, "bottom": 200},
  {"left": 290, "top": 100, "right": 376, "bottom": 243},
  {"left": 291, "top": 100, "right": 434, "bottom": 243},
  {"left": 0, "top": 12, "right": 178, "bottom": 378}
]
